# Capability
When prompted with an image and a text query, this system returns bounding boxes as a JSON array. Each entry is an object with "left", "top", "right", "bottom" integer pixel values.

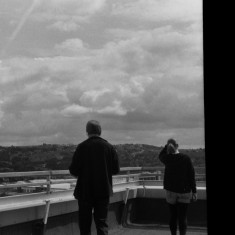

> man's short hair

[{"left": 86, "top": 120, "right": 101, "bottom": 136}]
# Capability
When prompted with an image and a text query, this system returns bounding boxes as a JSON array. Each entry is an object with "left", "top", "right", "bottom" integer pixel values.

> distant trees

[
  {"left": 11, "top": 156, "right": 32, "bottom": 171},
  {"left": 0, "top": 144, "right": 205, "bottom": 173},
  {"left": 115, "top": 144, "right": 163, "bottom": 167},
  {"left": 0, "top": 150, "right": 10, "bottom": 161},
  {"left": 46, "top": 158, "right": 59, "bottom": 170},
  {"left": 45, "top": 157, "right": 71, "bottom": 170}
]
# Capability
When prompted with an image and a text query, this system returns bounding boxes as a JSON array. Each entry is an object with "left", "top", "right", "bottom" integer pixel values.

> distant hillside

[
  {"left": 115, "top": 144, "right": 205, "bottom": 167},
  {"left": 115, "top": 144, "right": 163, "bottom": 167},
  {"left": 0, "top": 144, "right": 205, "bottom": 173}
]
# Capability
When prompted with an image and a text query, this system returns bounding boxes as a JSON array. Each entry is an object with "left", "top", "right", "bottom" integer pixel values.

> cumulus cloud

[
  {"left": 54, "top": 38, "right": 88, "bottom": 55},
  {"left": 61, "top": 104, "right": 92, "bottom": 116},
  {"left": 31, "top": 0, "right": 107, "bottom": 31},
  {"left": 111, "top": 0, "right": 202, "bottom": 22},
  {"left": 48, "top": 20, "right": 79, "bottom": 32},
  {"left": 81, "top": 88, "right": 112, "bottom": 103},
  {"left": 0, "top": 100, "right": 4, "bottom": 128},
  {"left": 97, "top": 100, "right": 127, "bottom": 116},
  {"left": 44, "top": 0, "right": 106, "bottom": 15}
]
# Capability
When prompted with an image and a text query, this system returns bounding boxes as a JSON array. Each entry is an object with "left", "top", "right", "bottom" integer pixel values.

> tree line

[{"left": 0, "top": 144, "right": 205, "bottom": 173}]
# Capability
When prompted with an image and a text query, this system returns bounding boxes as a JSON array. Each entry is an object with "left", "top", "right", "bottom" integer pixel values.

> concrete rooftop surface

[{"left": 109, "top": 227, "right": 207, "bottom": 235}]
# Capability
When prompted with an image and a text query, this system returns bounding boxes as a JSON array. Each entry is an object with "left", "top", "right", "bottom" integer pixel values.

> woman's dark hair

[
  {"left": 167, "top": 143, "right": 176, "bottom": 154},
  {"left": 167, "top": 138, "right": 178, "bottom": 148}
]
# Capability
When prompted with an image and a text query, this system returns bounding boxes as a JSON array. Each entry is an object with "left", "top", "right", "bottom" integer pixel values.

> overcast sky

[{"left": 0, "top": 0, "right": 204, "bottom": 148}]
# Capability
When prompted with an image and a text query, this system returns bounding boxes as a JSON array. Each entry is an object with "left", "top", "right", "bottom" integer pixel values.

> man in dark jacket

[
  {"left": 69, "top": 120, "right": 120, "bottom": 235},
  {"left": 159, "top": 138, "right": 197, "bottom": 235}
]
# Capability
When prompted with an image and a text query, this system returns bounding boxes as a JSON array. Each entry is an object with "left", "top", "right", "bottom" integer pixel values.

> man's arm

[
  {"left": 112, "top": 147, "right": 120, "bottom": 175},
  {"left": 69, "top": 145, "right": 81, "bottom": 177}
]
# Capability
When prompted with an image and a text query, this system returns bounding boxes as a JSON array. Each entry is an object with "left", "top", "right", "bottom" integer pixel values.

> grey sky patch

[{"left": 0, "top": 0, "right": 204, "bottom": 148}]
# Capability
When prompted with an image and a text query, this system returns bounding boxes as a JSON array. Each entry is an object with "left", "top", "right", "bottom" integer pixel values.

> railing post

[
  {"left": 126, "top": 171, "right": 130, "bottom": 183},
  {"left": 157, "top": 170, "right": 161, "bottom": 181},
  {"left": 44, "top": 200, "right": 51, "bottom": 223},
  {"left": 143, "top": 183, "right": 146, "bottom": 197},
  {"left": 46, "top": 171, "right": 52, "bottom": 194},
  {"left": 121, "top": 187, "right": 130, "bottom": 225}
]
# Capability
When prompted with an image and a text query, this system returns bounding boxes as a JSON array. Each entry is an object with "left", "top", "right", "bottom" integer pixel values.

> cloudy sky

[{"left": 0, "top": 0, "right": 204, "bottom": 148}]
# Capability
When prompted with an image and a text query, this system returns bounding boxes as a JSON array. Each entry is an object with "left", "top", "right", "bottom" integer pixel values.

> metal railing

[{"left": 0, "top": 167, "right": 206, "bottom": 196}]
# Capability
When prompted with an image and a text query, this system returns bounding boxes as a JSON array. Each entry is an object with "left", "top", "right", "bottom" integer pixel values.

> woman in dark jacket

[{"left": 159, "top": 138, "right": 197, "bottom": 235}]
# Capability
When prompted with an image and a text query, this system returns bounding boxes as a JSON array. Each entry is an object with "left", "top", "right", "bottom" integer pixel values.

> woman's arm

[
  {"left": 159, "top": 145, "right": 168, "bottom": 164},
  {"left": 188, "top": 157, "right": 197, "bottom": 194}
]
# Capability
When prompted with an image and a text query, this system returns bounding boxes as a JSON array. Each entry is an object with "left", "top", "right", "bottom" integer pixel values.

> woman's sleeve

[
  {"left": 159, "top": 145, "right": 168, "bottom": 164},
  {"left": 188, "top": 158, "right": 197, "bottom": 193}
]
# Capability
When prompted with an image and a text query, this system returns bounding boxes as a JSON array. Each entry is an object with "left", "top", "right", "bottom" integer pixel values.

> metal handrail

[
  {"left": 0, "top": 173, "right": 144, "bottom": 190},
  {"left": 0, "top": 167, "right": 206, "bottom": 194},
  {"left": 0, "top": 166, "right": 205, "bottom": 178},
  {"left": 0, "top": 181, "right": 50, "bottom": 189}
]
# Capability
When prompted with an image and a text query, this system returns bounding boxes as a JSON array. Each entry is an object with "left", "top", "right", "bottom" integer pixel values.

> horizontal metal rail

[
  {"left": 0, "top": 181, "right": 50, "bottom": 189},
  {"left": 0, "top": 167, "right": 206, "bottom": 194},
  {"left": 0, "top": 167, "right": 205, "bottom": 178},
  {"left": 0, "top": 174, "right": 143, "bottom": 190}
]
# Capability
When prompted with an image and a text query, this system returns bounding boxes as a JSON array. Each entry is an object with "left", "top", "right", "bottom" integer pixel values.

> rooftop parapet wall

[
  {"left": 0, "top": 167, "right": 207, "bottom": 230},
  {"left": 0, "top": 186, "right": 206, "bottom": 228},
  {"left": 0, "top": 186, "right": 207, "bottom": 234}
]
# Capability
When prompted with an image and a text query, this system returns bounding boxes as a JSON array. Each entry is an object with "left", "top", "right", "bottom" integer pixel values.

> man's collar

[
  {"left": 88, "top": 134, "right": 101, "bottom": 138},
  {"left": 88, "top": 135, "right": 101, "bottom": 139},
  {"left": 87, "top": 135, "right": 107, "bottom": 142}
]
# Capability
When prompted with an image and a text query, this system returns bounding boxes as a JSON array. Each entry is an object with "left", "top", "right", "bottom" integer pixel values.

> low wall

[
  {"left": 0, "top": 198, "right": 207, "bottom": 235},
  {"left": 0, "top": 186, "right": 207, "bottom": 234},
  {"left": 125, "top": 198, "right": 207, "bottom": 228},
  {"left": 0, "top": 201, "right": 124, "bottom": 235}
]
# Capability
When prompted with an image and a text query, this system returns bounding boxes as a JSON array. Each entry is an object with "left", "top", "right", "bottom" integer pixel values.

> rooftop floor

[{"left": 109, "top": 227, "right": 207, "bottom": 235}]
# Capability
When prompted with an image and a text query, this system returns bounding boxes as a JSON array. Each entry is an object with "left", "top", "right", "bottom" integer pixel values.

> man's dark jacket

[
  {"left": 69, "top": 136, "right": 120, "bottom": 200},
  {"left": 159, "top": 145, "right": 197, "bottom": 194}
]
